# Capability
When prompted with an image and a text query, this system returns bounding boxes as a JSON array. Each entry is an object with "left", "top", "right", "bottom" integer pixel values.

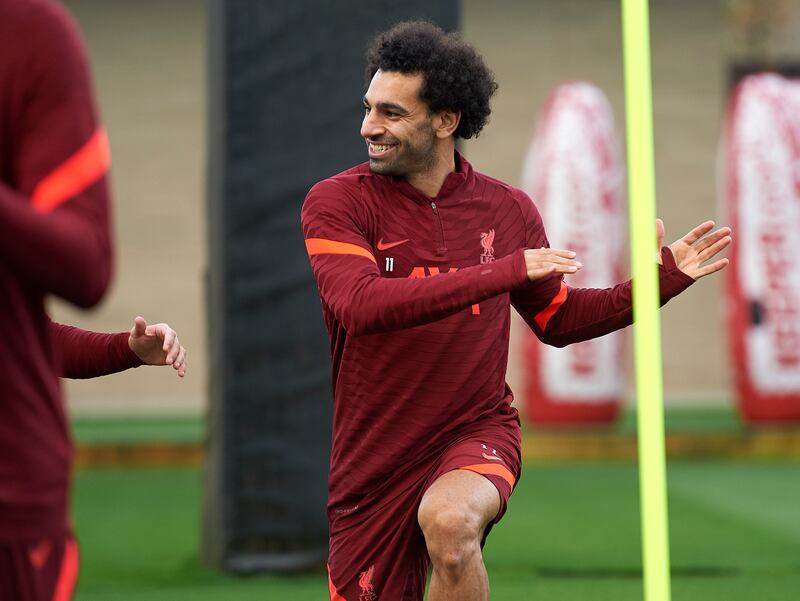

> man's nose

[{"left": 360, "top": 111, "right": 384, "bottom": 139}]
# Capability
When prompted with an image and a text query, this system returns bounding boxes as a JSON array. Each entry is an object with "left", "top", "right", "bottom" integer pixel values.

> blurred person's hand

[
  {"left": 657, "top": 219, "right": 732, "bottom": 279},
  {"left": 128, "top": 316, "right": 187, "bottom": 377}
]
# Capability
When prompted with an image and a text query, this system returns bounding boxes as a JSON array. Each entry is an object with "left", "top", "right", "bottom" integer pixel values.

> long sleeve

[
  {"left": 0, "top": 2, "right": 112, "bottom": 307},
  {"left": 301, "top": 179, "right": 530, "bottom": 336},
  {"left": 512, "top": 248, "right": 695, "bottom": 347},
  {"left": 509, "top": 187, "right": 695, "bottom": 347},
  {"left": 50, "top": 321, "right": 142, "bottom": 379}
]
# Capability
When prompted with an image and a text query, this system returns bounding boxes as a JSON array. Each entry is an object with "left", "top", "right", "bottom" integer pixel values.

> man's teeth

[{"left": 370, "top": 143, "right": 392, "bottom": 153}]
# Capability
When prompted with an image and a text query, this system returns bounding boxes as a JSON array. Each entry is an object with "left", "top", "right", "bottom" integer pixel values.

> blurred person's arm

[
  {"left": 52, "top": 317, "right": 187, "bottom": 379},
  {"left": 0, "top": 0, "right": 112, "bottom": 307},
  {"left": 510, "top": 193, "right": 730, "bottom": 347}
]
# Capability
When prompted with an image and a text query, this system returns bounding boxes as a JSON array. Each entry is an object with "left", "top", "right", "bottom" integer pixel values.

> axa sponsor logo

[
  {"left": 407, "top": 265, "right": 480, "bottom": 315},
  {"left": 407, "top": 265, "right": 457, "bottom": 278}
]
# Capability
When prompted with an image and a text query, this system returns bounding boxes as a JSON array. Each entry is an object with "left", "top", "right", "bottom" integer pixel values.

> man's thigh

[
  {"left": 422, "top": 433, "right": 521, "bottom": 531},
  {"left": 0, "top": 536, "right": 79, "bottom": 601}
]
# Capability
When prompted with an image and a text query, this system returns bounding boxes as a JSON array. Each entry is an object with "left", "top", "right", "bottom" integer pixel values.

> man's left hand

[
  {"left": 128, "top": 316, "right": 187, "bottom": 377},
  {"left": 657, "top": 219, "right": 732, "bottom": 280}
]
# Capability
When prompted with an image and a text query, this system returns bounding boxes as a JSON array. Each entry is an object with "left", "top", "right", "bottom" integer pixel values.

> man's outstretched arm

[
  {"left": 512, "top": 221, "right": 732, "bottom": 347},
  {"left": 52, "top": 316, "right": 187, "bottom": 379}
]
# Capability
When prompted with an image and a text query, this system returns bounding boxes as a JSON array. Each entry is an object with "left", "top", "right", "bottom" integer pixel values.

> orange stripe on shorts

[
  {"left": 52, "top": 538, "right": 79, "bottom": 601},
  {"left": 32, "top": 128, "right": 111, "bottom": 214},
  {"left": 306, "top": 238, "right": 376, "bottom": 265},
  {"left": 328, "top": 563, "right": 348, "bottom": 601},
  {"left": 534, "top": 280, "right": 568, "bottom": 330},
  {"left": 460, "top": 463, "right": 516, "bottom": 489}
]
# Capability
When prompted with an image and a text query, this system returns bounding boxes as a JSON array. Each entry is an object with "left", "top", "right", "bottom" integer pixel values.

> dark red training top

[
  {"left": 301, "top": 154, "right": 694, "bottom": 534},
  {"left": 0, "top": 0, "right": 136, "bottom": 542}
]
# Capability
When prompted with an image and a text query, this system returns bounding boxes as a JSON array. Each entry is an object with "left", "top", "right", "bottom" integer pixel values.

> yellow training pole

[{"left": 620, "top": 1, "right": 672, "bottom": 601}]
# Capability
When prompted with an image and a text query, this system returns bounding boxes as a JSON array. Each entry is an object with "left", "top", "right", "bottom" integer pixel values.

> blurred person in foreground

[
  {"left": 0, "top": 1, "right": 187, "bottom": 599},
  {"left": 301, "top": 21, "right": 732, "bottom": 601}
]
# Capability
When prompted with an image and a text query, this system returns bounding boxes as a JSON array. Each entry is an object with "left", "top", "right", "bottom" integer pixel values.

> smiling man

[{"left": 301, "top": 21, "right": 731, "bottom": 601}]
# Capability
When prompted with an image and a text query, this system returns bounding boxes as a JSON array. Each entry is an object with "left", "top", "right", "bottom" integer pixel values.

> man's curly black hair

[{"left": 365, "top": 21, "right": 498, "bottom": 140}]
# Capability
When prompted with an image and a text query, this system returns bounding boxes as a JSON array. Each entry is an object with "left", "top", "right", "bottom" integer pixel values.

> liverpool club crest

[
  {"left": 359, "top": 565, "right": 377, "bottom": 601},
  {"left": 480, "top": 229, "right": 496, "bottom": 264}
]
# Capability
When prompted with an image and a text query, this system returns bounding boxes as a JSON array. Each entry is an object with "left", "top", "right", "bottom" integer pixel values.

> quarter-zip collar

[{"left": 387, "top": 151, "right": 473, "bottom": 207}]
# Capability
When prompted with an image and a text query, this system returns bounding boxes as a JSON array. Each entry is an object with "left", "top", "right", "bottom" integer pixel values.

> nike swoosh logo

[
  {"left": 482, "top": 453, "right": 504, "bottom": 462},
  {"left": 377, "top": 238, "right": 409, "bottom": 251}
]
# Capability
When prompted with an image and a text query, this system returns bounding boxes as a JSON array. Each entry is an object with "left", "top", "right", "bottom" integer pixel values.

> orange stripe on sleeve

[
  {"left": 534, "top": 280, "right": 568, "bottom": 331},
  {"left": 460, "top": 463, "right": 516, "bottom": 489},
  {"left": 31, "top": 128, "right": 111, "bottom": 214},
  {"left": 306, "top": 238, "right": 377, "bottom": 265}
]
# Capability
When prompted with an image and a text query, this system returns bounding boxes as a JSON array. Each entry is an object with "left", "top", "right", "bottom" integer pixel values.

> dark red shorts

[
  {"left": 0, "top": 536, "right": 79, "bottom": 601},
  {"left": 327, "top": 432, "right": 520, "bottom": 601}
]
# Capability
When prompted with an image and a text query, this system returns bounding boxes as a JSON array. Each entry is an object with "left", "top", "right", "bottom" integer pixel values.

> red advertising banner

[
  {"left": 723, "top": 74, "right": 800, "bottom": 423},
  {"left": 520, "top": 82, "right": 627, "bottom": 425}
]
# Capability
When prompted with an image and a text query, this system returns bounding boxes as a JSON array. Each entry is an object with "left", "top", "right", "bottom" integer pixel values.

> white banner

[
  {"left": 521, "top": 82, "right": 626, "bottom": 405},
  {"left": 727, "top": 74, "right": 800, "bottom": 397}
]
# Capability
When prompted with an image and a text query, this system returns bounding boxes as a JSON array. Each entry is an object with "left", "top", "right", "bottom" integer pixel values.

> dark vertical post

[{"left": 203, "top": 0, "right": 459, "bottom": 573}]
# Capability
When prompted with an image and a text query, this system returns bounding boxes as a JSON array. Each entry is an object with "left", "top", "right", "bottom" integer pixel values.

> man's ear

[{"left": 433, "top": 110, "right": 461, "bottom": 139}]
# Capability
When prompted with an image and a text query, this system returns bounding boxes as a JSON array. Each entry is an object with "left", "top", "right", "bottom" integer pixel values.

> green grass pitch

[{"left": 71, "top": 461, "right": 800, "bottom": 600}]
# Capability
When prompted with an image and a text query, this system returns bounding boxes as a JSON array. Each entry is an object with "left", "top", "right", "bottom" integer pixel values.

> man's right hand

[
  {"left": 523, "top": 248, "right": 582, "bottom": 281},
  {"left": 128, "top": 316, "right": 187, "bottom": 378}
]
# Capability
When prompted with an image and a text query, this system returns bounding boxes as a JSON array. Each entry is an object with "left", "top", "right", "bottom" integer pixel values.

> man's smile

[{"left": 367, "top": 141, "right": 397, "bottom": 158}]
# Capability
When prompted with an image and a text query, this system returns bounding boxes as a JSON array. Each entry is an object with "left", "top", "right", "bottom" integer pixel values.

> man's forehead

[{"left": 365, "top": 69, "right": 424, "bottom": 105}]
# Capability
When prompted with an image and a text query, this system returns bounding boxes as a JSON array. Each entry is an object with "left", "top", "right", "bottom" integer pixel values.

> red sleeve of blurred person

[
  {"left": 50, "top": 320, "right": 143, "bottom": 379},
  {"left": 0, "top": 0, "right": 113, "bottom": 307}
]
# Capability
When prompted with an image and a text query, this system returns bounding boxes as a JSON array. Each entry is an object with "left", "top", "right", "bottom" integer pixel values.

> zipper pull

[{"left": 431, "top": 201, "right": 446, "bottom": 256}]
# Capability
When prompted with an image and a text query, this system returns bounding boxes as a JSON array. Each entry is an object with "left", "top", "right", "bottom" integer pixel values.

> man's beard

[{"left": 368, "top": 125, "right": 435, "bottom": 178}]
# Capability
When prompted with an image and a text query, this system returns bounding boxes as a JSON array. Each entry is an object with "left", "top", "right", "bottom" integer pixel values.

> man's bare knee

[{"left": 419, "top": 504, "right": 483, "bottom": 575}]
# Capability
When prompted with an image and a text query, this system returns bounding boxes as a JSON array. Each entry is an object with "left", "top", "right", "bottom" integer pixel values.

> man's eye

[{"left": 363, "top": 106, "right": 371, "bottom": 113}]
